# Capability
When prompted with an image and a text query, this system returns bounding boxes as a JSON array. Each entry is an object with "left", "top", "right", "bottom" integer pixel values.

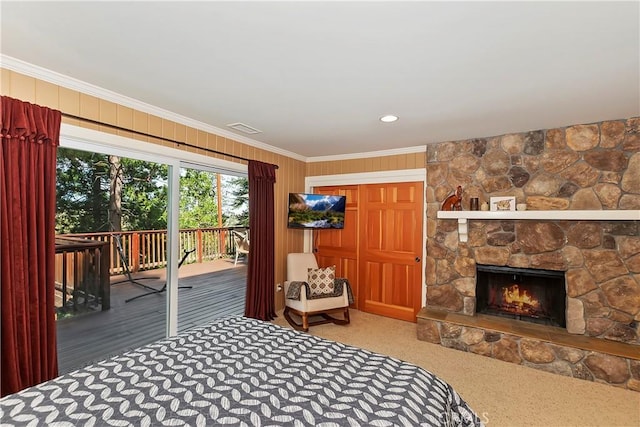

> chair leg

[
  {"left": 283, "top": 307, "right": 309, "bottom": 332},
  {"left": 283, "top": 307, "right": 348, "bottom": 333},
  {"left": 235, "top": 252, "right": 239, "bottom": 266}
]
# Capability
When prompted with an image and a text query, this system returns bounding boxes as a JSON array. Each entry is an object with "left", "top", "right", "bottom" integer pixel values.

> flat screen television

[{"left": 287, "top": 193, "right": 346, "bottom": 229}]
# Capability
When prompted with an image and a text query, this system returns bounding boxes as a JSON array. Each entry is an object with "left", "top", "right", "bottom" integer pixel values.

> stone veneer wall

[{"left": 425, "top": 117, "right": 640, "bottom": 345}]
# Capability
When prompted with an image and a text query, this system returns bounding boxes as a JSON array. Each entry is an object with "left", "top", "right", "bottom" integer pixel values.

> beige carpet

[{"left": 272, "top": 309, "right": 640, "bottom": 427}]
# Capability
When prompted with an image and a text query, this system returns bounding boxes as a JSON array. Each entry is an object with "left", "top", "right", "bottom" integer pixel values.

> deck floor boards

[{"left": 56, "top": 258, "right": 247, "bottom": 374}]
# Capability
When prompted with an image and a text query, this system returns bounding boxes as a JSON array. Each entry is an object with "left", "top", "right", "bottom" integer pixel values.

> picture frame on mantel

[{"left": 490, "top": 196, "right": 516, "bottom": 211}]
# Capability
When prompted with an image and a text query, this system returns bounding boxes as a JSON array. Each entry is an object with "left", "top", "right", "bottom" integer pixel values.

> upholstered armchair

[{"left": 283, "top": 252, "right": 351, "bottom": 332}]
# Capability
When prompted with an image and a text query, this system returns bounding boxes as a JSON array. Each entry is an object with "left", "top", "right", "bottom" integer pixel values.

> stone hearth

[
  {"left": 417, "top": 308, "right": 640, "bottom": 391},
  {"left": 423, "top": 116, "right": 640, "bottom": 391}
]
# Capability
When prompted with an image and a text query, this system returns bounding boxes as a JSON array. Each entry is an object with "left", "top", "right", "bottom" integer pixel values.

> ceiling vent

[{"left": 227, "top": 122, "right": 262, "bottom": 134}]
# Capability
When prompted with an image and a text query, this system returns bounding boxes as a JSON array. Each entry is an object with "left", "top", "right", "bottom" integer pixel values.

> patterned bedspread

[{"left": 0, "top": 316, "right": 483, "bottom": 426}]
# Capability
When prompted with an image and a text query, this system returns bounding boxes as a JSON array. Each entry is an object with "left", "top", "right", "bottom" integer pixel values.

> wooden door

[
  {"left": 358, "top": 182, "right": 423, "bottom": 322},
  {"left": 314, "top": 186, "right": 360, "bottom": 308}
]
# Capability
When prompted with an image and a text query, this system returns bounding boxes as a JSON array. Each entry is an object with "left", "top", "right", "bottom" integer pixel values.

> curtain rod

[{"left": 61, "top": 112, "right": 278, "bottom": 169}]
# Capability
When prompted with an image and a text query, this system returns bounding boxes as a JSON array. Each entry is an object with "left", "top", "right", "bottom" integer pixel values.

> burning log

[{"left": 501, "top": 284, "right": 541, "bottom": 315}]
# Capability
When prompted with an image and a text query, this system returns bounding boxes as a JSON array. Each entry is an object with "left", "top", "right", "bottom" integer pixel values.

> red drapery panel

[
  {"left": 244, "top": 160, "right": 277, "bottom": 321},
  {"left": 1, "top": 96, "right": 60, "bottom": 397}
]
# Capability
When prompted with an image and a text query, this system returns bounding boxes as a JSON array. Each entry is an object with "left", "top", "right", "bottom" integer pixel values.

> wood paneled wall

[
  {"left": 306, "top": 152, "right": 426, "bottom": 176},
  {"left": 1, "top": 68, "right": 305, "bottom": 310}
]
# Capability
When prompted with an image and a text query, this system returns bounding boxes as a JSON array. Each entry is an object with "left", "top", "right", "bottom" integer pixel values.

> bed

[{"left": 0, "top": 316, "right": 482, "bottom": 426}]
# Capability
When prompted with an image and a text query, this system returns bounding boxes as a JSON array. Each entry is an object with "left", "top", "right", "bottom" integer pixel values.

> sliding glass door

[
  {"left": 56, "top": 124, "right": 248, "bottom": 372},
  {"left": 176, "top": 165, "right": 248, "bottom": 333},
  {"left": 55, "top": 146, "right": 172, "bottom": 373}
]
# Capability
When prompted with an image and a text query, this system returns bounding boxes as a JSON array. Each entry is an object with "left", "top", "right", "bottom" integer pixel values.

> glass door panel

[
  {"left": 55, "top": 147, "right": 169, "bottom": 373},
  {"left": 176, "top": 167, "right": 247, "bottom": 333}
]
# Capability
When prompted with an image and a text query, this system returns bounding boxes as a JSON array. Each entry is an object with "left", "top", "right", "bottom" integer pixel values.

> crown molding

[
  {"left": 3, "top": 56, "right": 431, "bottom": 165},
  {"left": 306, "top": 145, "right": 427, "bottom": 163},
  {"left": 1, "top": 55, "right": 307, "bottom": 162}
]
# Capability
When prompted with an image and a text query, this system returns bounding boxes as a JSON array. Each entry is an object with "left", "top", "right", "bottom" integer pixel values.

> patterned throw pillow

[{"left": 307, "top": 266, "right": 336, "bottom": 296}]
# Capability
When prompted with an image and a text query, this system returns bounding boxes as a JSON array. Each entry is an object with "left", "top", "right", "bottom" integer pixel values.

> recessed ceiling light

[{"left": 380, "top": 115, "right": 398, "bottom": 123}]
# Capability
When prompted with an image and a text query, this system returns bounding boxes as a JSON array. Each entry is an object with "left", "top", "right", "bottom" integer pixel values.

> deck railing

[
  {"left": 55, "top": 236, "right": 110, "bottom": 316},
  {"left": 58, "top": 227, "right": 247, "bottom": 276}
]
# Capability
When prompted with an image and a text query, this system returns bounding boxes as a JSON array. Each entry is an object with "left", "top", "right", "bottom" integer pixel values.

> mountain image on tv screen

[{"left": 287, "top": 193, "right": 346, "bottom": 229}]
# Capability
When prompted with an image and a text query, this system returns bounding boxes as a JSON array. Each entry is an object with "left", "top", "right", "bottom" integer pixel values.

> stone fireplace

[
  {"left": 419, "top": 116, "right": 640, "bottom": 391},
  {"left": 475, "top": 265, "right": 566, "bottom": 328}
]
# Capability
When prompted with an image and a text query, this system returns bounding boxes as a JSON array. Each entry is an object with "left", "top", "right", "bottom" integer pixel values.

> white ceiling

[{"left": 2, "top": 1, "right": 639, "bottom": 159}]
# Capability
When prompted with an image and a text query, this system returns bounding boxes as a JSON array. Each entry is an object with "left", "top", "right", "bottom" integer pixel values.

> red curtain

[
  {"left": 244, "top": 160, "right": 277, "bottom": 321},
  {"left": 1, "top": 96, "right": 60, "bottom": 397}
]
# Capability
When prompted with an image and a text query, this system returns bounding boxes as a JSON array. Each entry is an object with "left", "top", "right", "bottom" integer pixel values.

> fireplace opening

[{"left": 476, "top": 265, "right": 566, "bottom": 327}]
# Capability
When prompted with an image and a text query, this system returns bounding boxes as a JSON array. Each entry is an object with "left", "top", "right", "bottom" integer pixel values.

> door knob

[{"left": 415, "top": 257, "right": 421, "bottom": 262}]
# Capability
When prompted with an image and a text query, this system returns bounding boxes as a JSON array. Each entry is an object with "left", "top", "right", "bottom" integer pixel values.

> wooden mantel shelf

[
  {"left": 437, "top": 210, "right": 640, "bottom": 242},
  {"left": 437, "top": 210, "right": 640, "bottom": 221}
]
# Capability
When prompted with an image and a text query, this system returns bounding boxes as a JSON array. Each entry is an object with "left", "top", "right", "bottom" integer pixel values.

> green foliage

[
  {"left": 56, "top": 148, "right": 247, "bottom": 233},
  {"left": 179, "top": 169, "right": 219, "bottom": 228},
  {"left": 121, "top": 159, "right": 168, "bottom": 231},
  {"left": 56, "top": 148, "right": 168, "bottom": 233},
  {"left": 223, "top": 176, "right": 249, "bottom": 227},
  {"left": 56, "top": 148, "right": 110, "bottom": 233}
]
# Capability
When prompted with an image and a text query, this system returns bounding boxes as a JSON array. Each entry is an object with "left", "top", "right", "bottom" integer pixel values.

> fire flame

[{"left": 502, "top": 284, "right": 540, "bottom": 310}]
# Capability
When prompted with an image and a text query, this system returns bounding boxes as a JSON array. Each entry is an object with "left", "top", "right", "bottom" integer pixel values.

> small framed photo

[{"left": 490, "top": 196, "right": 516, "bottom": 211}]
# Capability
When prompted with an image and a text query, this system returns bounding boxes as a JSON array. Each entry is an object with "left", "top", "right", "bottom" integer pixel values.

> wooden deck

[{"left": 56, "top": 258, "right": 247, "bottom": 374}]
